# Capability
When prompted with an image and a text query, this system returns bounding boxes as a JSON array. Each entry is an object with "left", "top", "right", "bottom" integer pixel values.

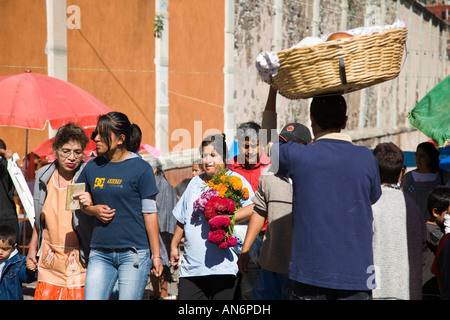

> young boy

[
  {"left": 371, "top": 142, "right": 426, "bottom": 300},
  {"left": 0, "top": 225, "right": 37, "bottom": 300},
  {"left": 430, "top": 186, "right": 450, "bottom": 299},
  {"left": 192, "top": 161, "right": 204, "bottom": 177},
  {"left": 423, "top": 186, "right": 447, "bottom": 299}
]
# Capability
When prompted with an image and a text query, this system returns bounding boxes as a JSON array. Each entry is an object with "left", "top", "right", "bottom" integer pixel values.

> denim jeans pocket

[{"left": 85, "top": 248, "right": 151, "bottom": 300}]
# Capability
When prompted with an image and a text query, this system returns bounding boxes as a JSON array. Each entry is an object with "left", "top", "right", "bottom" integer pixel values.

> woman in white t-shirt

[
  {"left": 170, "top": 134, "right": 254, "bottom": 300},
  {"left": 401, "top": 142, "right": 450, "bottom": 220}
]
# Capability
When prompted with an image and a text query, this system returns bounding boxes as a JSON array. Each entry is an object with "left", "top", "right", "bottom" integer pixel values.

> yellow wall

[
  {"left": 168, "top": 0, "right": 224, "bottom": 151},
  {"left": 0, "top": 0, "right": 49, "bottom": 160},
  {"left": 67, "top": 0, "right": 156, "bottom": 146},
  {"left": 0, "top": 0, "right": 226, "bottom": 162}
]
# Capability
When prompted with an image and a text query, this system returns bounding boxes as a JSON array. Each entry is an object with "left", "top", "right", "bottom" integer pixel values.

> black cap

[{"left": 279, "top": 123, "right": 312, "bottom": 144}]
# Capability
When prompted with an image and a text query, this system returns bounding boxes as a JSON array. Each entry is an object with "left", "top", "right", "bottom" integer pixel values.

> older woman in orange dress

[{"left": 26, "top": 122, "right": 92, "bottom": 300}]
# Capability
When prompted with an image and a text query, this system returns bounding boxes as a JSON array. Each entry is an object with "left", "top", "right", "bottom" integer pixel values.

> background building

[{"left": 0, "top": 0, "right": 448, "bottom": 187}]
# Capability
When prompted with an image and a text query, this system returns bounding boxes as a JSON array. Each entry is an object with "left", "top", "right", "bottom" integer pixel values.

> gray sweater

[
  {"left": 33, "top": 162, "right": 94, "bottom": 267},
  {"left": 372, "top": 187, "right": 426, "bottom": 300}
]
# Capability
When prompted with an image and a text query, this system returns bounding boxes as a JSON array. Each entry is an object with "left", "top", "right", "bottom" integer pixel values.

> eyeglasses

[{"left": 58, "top": 149, "right": 84, "bottom": 159}]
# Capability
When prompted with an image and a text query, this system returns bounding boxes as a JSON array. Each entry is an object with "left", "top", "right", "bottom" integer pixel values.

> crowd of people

[{"left": 0, "top": 87, "right": 450, "bottom": 300}]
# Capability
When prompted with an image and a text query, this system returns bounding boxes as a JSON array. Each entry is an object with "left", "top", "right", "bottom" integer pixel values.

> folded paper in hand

[{"left": 66, "top": 183, "right": 85, "bottom": 211}]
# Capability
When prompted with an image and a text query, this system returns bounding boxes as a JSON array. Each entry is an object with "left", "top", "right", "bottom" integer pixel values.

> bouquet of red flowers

[{"left": 193, "top": 166, "right": 250, "bottom": 249}]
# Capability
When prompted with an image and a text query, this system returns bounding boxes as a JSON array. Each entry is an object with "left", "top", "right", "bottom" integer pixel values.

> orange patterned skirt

[{"left": 34, "top": 281, "right": 84, "bottom": 300}]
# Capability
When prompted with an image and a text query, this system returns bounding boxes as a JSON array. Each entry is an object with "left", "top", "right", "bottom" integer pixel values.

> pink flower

[
  {"left": 208, "top": 229, "right": 227, "bottom": 245},
  {"left": 193, "top": 189, "right": 218, "bottom": 213},
  {"left": 208, "top": 215, "right": 231, "bottom": 230},
  {"left": 190, "top": 170, "right": 241, "bottom": 250},
  {"left": 226, "top": 236, "right": 237, "bottom": 247},
  {"left": 204, "top": 196, "right": 220, "bottom": 219},
  {"left": 204, "top": 197, "right": 235, "bottom": 220},
  {"left": 215, "top": 198, "right": 235, "bottom": 215},
  {"left": 218, "top": 241, "right": 228, "bottom": 249}
]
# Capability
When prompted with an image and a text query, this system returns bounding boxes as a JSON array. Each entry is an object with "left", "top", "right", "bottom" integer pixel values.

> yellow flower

[
  {"left": 213, "top": 183, "right": 228, "bottom": 198},
  {"left": 229, "top": 176, "right": 243, "bottom": 191},
  {"left": 243, "top": 187, "right": 249, "bottom": 200}
]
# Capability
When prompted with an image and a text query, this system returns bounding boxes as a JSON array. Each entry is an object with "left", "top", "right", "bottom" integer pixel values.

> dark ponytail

[{"left": 127, "top": 123, "right": 142, "bottom": 153}]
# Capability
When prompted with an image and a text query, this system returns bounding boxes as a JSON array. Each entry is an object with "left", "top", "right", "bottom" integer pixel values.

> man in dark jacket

[
  {"left": 0, "top": 140, "right": 19, "bottom": 244},
  {"left": 272, "top": 95, "right": 381, "bottom": 300}
]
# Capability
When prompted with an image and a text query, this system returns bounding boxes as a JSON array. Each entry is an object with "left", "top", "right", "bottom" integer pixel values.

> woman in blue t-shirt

[{"left": 76, "top": 112, "right": 162, "bottom": 300}]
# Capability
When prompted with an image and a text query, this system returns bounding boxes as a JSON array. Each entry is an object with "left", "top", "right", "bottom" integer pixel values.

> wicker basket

[{"left": 271, "top": 27, "right": 407, "bottom": 99}]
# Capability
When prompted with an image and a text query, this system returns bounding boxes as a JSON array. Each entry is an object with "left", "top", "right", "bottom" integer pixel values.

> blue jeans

[
  {"left": 84, "top": 248, "right": 150, "bottom": 300},
  {"left": 252, "top": 269, "right": 291, "bottom": 300},
  {"left": 291, "top": 281, "right": 372, "bottom": 300}
]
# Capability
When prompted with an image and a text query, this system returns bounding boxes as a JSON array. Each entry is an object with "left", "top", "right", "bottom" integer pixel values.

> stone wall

[{"left": 232, "top": 0, "right": 449, "bottom": 151}]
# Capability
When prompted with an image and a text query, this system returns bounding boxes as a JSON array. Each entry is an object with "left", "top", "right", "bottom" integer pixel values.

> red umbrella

[
  {"left": 32, "top": 128, "right": 162, "bottom": 162},
  {"left": 0, "top": 71, "right": 112, "bottom": 129},
  {"left": 0, "top": 71, "right": 115, "bottom": 225},
  {"left": 0, "top": 70, "right": 114, "bottom": 179}
]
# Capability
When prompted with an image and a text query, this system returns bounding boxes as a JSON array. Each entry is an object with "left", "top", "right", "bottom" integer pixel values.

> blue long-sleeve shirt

[{"left": 272, "top": 133, "right": 381, "bottom": 291}]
